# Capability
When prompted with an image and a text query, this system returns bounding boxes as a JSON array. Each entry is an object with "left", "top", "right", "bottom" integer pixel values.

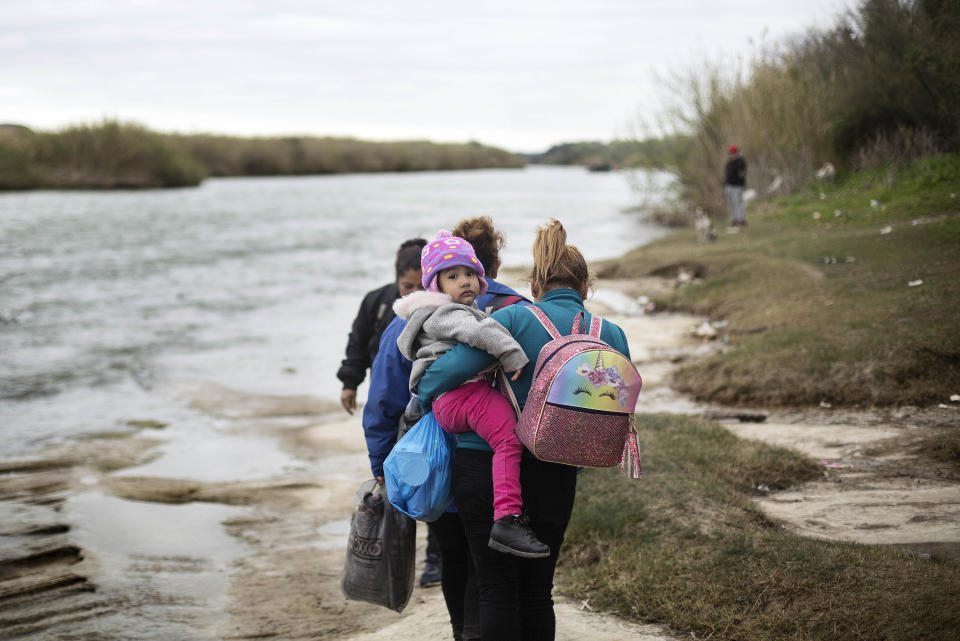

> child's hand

[{"left": 509, "top": 367, "right": 524, "bottom": 381}]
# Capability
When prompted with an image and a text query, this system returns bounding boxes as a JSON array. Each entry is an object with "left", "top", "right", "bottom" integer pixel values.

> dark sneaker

[
  {"left": 488, "top": 515, "right": 550, "bottom": 558},
  {"left": 419, "top": 556, "right": 442, "bottom": 587}
]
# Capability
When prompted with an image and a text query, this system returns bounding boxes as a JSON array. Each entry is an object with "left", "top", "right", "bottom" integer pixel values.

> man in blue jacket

[{"left": 363, "top": 264, "right": 526, "bottom": 641}]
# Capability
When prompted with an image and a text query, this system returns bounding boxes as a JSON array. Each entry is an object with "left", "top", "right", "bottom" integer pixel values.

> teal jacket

[{"left": 418, "top": 288, "right": 631, "bottom": 451}]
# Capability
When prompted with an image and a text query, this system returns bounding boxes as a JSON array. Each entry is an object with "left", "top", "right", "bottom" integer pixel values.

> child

[{"left": 393, "top": 230, "right": 549, "bottom": 559}]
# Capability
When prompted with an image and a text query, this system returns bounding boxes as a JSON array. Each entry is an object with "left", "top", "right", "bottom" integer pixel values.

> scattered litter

[
  {"left": 952, "top": 193, "right": 957, "bottom": 199},
  {"left": 823, "top": 256, "right": 838, "bottom": 264},
  {"left": 870, "top": 199, "right": 880, "bottom": 208},
  {"left": 939, "top": 403, "right": 950, "bottom": 409},
  {"left": 880, "top": 225, "right": 893, "bottom": 234},
  {"left": 819, "top": 192, "right": 826, "bottom": 200},
  {"left": 677, "top": 270, "right": 693, "bottom": 284},
  {"left": 819, "top": 400, "right": 832, "bottom": 408},
  {"left": 819, "top": 460, "right": 844, "bottom": 468},
  {"left": 636, "top": 295, "right": 656, "bottom": 314},
  {"left": 950, "top": 394, "right": 960, "bottom": 402},
  {"left": 726, "top": 226, "right": 741, "bottom": 234},
  {"left": 908, "top": 279, "right": 923, "bottom": 287},
  {"left": 846, "top": 256, "right": 856, "bottom": 263},
  {"left": 912, "top": 219, "right": 920, "bottom": 226},
  {"left": 812, "top": 211, "right": 822, "bottom": 220},
  {"left": 711, "top": 320, "right": 728, "bottom": 329},
  {"left": 692, "top": 321, "right": 718, "bottom": 339},
  {"left": 756, "top": 484, "right": 770, "bottom": 493},
  {"left": 815, "top": 162, "right": 836, "bottom": 180},
  {"left": 834, "top": 209, "right": 842, "bottom": 217}
]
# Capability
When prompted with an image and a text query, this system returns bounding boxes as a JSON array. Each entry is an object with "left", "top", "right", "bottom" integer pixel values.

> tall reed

[
  {"left": 651, "top": 0, "right": 960, "bottom": 217},
  {"left": 0, "top": 122, "right": 524, "bottom": 190}
]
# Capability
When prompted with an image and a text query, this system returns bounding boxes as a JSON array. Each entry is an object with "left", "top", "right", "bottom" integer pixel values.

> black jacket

[
  {"left": 337, "top": 282, "right": 400, "bottom": 390},
  {"left": 724, "top": 156, "right": 747, "bottom": 187}
]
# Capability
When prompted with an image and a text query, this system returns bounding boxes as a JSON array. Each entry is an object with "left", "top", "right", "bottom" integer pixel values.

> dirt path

[
  {"left": 720, "top": 409, "right": 960, "bottom": 562},
  {"left": 2, "top": 277, "right": 957, "bottom": 639}
]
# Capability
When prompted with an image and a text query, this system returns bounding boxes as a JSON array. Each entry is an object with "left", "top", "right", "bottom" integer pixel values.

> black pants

[
  {"left": 452, "top": 449, "right": 578, "bottom": 641},
  {"left": 429, "top": 511, "right": 481, "bottom": 641}
]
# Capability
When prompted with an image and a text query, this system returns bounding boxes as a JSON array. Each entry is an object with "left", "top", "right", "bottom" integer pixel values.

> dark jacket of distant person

[
  {"left": 336, "top": 239, "right": 426, "bottom": 407},
  {"left": 724, "top": 152, "right": 747, "bottom": 187}
]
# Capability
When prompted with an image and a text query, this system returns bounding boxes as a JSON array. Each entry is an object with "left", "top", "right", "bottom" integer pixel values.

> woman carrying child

[
  {"left": 393, "top": 230, "right": 550, "bottom": 558},
  {"left": 364, "top": 218, "right": 528, "bottom": 641},
  {"left": 417, "top": 219, "right": 632, "bottom": 641}
]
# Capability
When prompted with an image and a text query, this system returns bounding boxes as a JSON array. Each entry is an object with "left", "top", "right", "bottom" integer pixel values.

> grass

[
  {"left": 599, "top": 154, "right": 960, "bottom": 408},
  {"left": 0, "top": 120, "right": 524, "bottom": 190},
  {"left": 0, "top": 121, "right": 205, "bottom": 189},
  {"left": 561, "top": 413, "right": 960, "bottom": 640}
]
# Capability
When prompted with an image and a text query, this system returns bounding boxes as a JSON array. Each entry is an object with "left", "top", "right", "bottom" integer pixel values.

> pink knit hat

[{"left": 421, "top": 230, "right": 488, "bottom": 295}]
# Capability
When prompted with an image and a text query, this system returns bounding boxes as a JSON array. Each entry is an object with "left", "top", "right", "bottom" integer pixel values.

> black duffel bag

[{"left": 341, "top": 478, "right": 416, "bottom": 612}]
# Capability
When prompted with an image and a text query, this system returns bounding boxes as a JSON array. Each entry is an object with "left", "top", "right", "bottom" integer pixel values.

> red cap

[{"left": 728, "top": 144, "right": 739, "bottom": 154}]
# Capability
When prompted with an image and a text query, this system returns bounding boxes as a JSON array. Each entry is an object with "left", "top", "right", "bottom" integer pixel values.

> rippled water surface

[{"left": 0, "top": 167, "right": 672, "bottom": 456}]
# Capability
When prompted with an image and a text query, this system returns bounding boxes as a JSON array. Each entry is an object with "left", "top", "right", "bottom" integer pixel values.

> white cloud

[{"left": 1, "top": 0, "right": 854, "bottom": 151}]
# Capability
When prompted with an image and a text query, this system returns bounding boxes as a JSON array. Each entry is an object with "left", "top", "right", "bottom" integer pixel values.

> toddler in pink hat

[{"left": 392, "top": 230, "right": 549, "bottom": 559}]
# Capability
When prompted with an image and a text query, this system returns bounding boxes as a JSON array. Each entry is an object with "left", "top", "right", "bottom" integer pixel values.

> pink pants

[{"left": 432, "top": 380, "right": 522, "bottom": 521}]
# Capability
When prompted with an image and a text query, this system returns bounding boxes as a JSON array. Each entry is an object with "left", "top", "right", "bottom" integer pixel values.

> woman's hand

[{"left": 509, "top": 366, "right": 524, "bottom": 382}]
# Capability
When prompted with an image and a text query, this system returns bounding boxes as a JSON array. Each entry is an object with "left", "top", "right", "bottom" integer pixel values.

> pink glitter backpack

[{"left": 503, "top": 306, "right": 643, "bottom": 478}]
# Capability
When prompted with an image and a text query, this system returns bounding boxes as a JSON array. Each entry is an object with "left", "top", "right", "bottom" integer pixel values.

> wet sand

[{"left": 2, "top": 277, "right": 957, "bottom": 638}]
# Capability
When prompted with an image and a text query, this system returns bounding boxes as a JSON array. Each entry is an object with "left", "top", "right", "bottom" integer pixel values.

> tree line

[{"left": 0, "top": 121, "right": 524, "bottom": 190}]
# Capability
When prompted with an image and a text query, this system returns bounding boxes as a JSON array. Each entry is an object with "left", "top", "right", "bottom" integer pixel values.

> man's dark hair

[{"left": 395, "top": 238, "right": 427, "bottom": 277}]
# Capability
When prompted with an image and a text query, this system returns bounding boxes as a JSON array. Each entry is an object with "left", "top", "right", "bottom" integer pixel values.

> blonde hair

[
  {"left": 452, "top": 216, "right": 505, "bottom": 274},
  {"left": 530, "top": 219, "right": 592, "bottom": 295}
]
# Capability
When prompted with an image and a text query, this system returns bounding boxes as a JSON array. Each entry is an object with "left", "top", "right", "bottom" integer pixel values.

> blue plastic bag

[{"left": 383, "top": 411, "right": 455, "bottom": 522}]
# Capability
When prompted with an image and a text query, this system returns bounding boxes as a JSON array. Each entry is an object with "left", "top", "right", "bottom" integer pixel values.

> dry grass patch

[{"left": 598, "top": 155, "right": 960, "bottom": 407}]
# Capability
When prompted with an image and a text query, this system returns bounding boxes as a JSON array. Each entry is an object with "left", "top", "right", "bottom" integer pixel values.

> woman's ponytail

[{"left": 530, "top": 219, "right": 591, "bottom": 296}]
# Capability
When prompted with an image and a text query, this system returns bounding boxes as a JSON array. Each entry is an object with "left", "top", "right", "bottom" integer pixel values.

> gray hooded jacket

[{"left": 393, "top": 290, "right": 528, "bottom": 394}]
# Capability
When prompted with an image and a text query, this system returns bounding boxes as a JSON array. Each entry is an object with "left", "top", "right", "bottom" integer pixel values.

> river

[{"left": 0, "top": 166, "right": 673, "bottom": 459}]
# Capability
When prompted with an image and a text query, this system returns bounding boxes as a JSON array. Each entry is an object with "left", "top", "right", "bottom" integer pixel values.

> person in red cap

[{"left": 724, "top": 144, "right": 747, "bottom": 226}]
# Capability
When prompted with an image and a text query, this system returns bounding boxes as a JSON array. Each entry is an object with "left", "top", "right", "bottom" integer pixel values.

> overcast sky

[{"left": 2, "top": 0, "right": 854, "bottom": 152}]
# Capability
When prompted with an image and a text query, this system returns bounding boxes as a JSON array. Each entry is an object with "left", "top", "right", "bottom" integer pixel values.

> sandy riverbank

[{"left": 2, "top": 277, "right": 957, "bottom": 639}]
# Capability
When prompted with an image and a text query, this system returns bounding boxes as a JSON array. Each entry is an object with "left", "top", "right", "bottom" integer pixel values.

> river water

[{"left": 0, "top": 166, "right": 673, "bottom": 459}]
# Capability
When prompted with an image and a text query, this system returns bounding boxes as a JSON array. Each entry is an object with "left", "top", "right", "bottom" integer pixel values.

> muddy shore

[{"left": 2, "top": 278, "right": 958, "bottom": 639}]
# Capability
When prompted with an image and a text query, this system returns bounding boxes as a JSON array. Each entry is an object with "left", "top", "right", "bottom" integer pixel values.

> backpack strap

[
  {"left": 525, "top": 305, "right": 562, "bottom": 340},
  {"left": 589, "top": 315, "right": 603, "bottom": 338},
  {"left": 572, "top": 311, "right": 585, "bottom": 334},
  {"left": 483, "top": 293, "right": 525, "bottom": 314}
]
